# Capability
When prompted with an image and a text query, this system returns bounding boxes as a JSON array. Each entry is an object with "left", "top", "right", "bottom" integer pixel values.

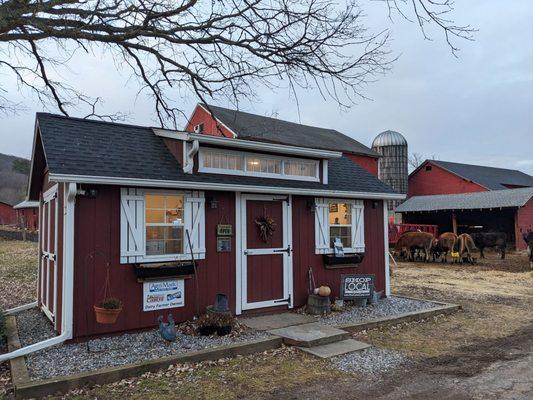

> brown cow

[
  {"left": 394, "top": 231, "right": 434, "bottom": 262},
  {"left": 431, "top": 232, "right": 457, "bottom": 263},
  {"left": 457, "top": 233, "right": 476, "bottom": 264}
]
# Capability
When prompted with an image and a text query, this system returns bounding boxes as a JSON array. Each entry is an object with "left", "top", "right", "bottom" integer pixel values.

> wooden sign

[
  {"left": 217, "top": 224, "right": 233, "bottom": 236},
  {"left": 217, "top": 237, "right": 231, "bottom": 252},
  {"left": 340, "top": 274, "right": 375, "bottom": 300}
]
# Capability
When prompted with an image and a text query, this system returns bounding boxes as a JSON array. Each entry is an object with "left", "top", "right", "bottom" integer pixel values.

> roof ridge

[
  {"left": 36, "top": 112, "right": 155, "bottom": 131},
  {"left": 431, "top": 159, "right": 530, "bottom": 175}
]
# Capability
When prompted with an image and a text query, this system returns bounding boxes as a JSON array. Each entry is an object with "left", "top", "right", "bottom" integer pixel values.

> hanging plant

[
  {"left": 255, "top": 216, "right": 276, "bottom": 243},
  {"left": 89, "top": 253, "right": 123, "bottom": 325}
]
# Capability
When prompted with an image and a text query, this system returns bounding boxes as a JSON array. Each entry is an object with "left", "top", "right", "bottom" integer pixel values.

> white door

[
  {"left": 238, "top": 194, "right": 293, "bottom": 312},
  {"left": 40, "top": 184, "right": 58, "bottom": 324}
]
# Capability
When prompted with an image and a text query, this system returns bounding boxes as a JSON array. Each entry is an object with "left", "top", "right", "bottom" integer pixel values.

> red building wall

[
  {"left": 516, "top": 197, "right": 533, "bottom": 250},
  {"left": 16, "top": 208, "right": 39, "bottom": 230},
  {"left": 71, "top": 186, "right": 386, "bottom": 338},
  {"left": 185, "top": 105, "right": 234, "bottom": 137},
  {"left": 344, "top": 154, "right": 379, "bottom": 177},
  {"left": 408, "top": 161, "right": 487, "bottom": 197},
  {"left": 0, "top": 202, "right": 16, "bottom": 225}
]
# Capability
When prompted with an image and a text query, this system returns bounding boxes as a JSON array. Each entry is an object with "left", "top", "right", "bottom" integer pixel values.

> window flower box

[{"left": 323, "top": 253, "right": 364, "bottom": 269}]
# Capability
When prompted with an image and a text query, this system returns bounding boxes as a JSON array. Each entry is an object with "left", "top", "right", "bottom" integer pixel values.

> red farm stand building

[
  {"left": 0, "top": 201, "right": 17, "bottom": 225},
  {"left": 399, "top": 160, "right": 533, "bottom": 249},
  {"left": 23, "top": 105, "right": 402, "bottom": 340},
  {"left": 13, "top": 200, "right": 39, "bottom": 231}
]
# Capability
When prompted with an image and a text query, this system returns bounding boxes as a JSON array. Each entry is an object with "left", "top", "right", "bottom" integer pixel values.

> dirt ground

[{"left": 0, "top": 240, "right": 532, "bottom": 399}]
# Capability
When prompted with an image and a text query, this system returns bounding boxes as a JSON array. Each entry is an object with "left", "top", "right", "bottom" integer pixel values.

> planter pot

[
  {"left": 216, "top": 326, "right": 232, "bottom": 336},
  {"left": 93, "top": 306, "right": 122, "bottom": 324}
]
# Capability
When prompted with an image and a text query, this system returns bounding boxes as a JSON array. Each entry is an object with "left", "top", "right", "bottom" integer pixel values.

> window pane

[
  {"left": 284, "top": 160, "right": 316, "bottom": 177},
  {"left": 146, "top": 194, "right": 165, "bottom": 209},
  {"left": 203, "top": 150, "right": 243, "bottom": 171},
  {"left": 146, "top": 209, "right": 165, "bottom": 224},
  {"left": 330, "top": 226, "right": 351, "bottom": 248},
  {"left": 246, "top": 157, "right": 281, "bottom": 174},
  {"left": 329, "top": 203, "right": 352, "bottom": 225},
  {"left": 146, "top": 226, "right": 183, "bottom": 255}
]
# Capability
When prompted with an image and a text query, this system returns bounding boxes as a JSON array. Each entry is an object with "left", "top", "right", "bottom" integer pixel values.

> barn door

[
  {"left": 40, "top": 185, "right": 58, "bottom": 324},
  {"left": 239, "top": 194, "right": 293, "bottom": 311}
]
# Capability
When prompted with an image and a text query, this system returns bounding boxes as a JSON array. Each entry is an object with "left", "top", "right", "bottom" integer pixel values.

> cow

[
  {"left": 471, "top": 232, "right": 507, "bottom": 259},
  {"left": 394, "top": 231, "right": 435, "bottom": 262},
  {"left": 457, "top": 233, "right": 476, "bottom": 264},
  {"left": 523, "top": 232, "right": 533, "bottom": 268},
  {"left": 431, "top": 232, "right": 457, "bottom": 263}
]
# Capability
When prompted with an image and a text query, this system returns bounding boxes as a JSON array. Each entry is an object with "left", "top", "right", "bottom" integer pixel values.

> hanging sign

[
  {"left": 143, "top": 279, "right": 185, "bottom": 311},
  {"left": 217, "top": 224, "right": 233, "bottom": 236},
  {"left": 340, "top": 274, "right": 375, "bottom": 300}
]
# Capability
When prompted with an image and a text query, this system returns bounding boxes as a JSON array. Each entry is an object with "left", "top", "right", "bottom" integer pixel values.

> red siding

[
  {"left": 516, "top": 197, "right": 533, "bottom": 250},
  {"left": 185, "top": 105, "right": 234, "bottom": 137},
  {"left": 0, "top": 202, "right": 16, "bottom": 225},
  {"left": 344, "top": 154, "right": 379, "bottom": 177},
  {"left": 408, "top": 161, "right": 487, "bottom": 197},
  {"left": 71, "top": 188, "right": 386, "bottom": 338},
  {"left": 15, "top": 208, "right": 39, "bottom": 230}
]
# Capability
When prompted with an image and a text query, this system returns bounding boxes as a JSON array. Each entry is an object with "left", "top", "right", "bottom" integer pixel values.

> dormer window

[
  {"left": 198, "top": 147, "right": 320, "bottom": 182},
  {"left": 194, "top": 123, "right": 204, "bottom": 133}
]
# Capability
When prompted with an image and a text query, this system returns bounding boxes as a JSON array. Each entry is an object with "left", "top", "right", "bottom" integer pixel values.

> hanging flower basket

[{"left": 94, "top": 298, "right": 123, "bottom": 324}]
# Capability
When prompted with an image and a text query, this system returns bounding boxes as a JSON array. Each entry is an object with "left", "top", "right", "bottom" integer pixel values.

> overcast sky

[{"left": 1, "top": 0, "right": 532, "bottom": 174}]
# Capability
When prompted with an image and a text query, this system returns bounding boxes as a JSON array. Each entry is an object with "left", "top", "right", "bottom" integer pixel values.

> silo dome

[{"left": 372, "top": 130, "right": 407, "bottom": 148}]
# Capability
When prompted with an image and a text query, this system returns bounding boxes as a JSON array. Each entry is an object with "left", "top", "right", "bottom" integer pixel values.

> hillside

[{"left": 0, "top": 152, "right": 30, "bottom": 205}]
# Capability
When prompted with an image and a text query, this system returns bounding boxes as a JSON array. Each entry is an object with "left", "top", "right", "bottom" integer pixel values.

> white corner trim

[
  {"left": 49, "top": 173, "right": 406, "bottom": 201},
  {"left": 383, "top": 200, "right": 391, "bottom": 297},
  {"left": 62, "top": 182, "right": 76, "bottom": 338},
  {"left": 322, "top": 160, "right": 328, "bottom": 185}
]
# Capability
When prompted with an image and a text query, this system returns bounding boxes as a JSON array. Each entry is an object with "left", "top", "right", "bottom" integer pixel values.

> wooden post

[{"left": 452, "top": 212, "right": 457, "bottom": 235}]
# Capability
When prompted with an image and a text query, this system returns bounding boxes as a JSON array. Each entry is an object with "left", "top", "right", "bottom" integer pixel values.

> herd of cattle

[{"left": 394, "top": 231, "right": 533, "bottom": 265}]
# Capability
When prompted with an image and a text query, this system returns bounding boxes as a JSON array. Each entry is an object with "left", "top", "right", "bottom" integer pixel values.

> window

[
  {"left": 120, "top": 189, "right": 205, "bottom": 264},
  {"left": 145, "top": 194, "right": 184, "bottom": 256},
  {"left": 199, "top": 148, "right": 319, "bottom": 181},
  {"left": 314, "top": 198, "right": 365, "bottom": 254},
  {"left": 329, "top": 202, "right": 352, "bottom": 248}
]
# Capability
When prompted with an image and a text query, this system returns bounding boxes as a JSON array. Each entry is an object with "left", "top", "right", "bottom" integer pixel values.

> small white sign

[{"left": 143, "top": 279, "right": 184, "bottom": 312}]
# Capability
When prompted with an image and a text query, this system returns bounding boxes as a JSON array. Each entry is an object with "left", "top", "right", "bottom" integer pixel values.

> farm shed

[
  {"left": 396, "top": 187, "right": 533, "bottom": 250},
  {"left": 0, "top": 200, "right": 17, "bottom": 225},
  {"left": 13, "top": 200, "right": 39, "bottom": 231},
  {"left": 20, "top": 106, "right": 402, "bottom": 342},
  {"left": 408, "top": 160, "right": 533, "bottom": 197}
]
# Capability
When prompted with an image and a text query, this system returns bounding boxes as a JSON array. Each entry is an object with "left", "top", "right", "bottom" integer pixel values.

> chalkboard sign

[{"left": 340, "top": 274, "right": 375, "bottom": 300}]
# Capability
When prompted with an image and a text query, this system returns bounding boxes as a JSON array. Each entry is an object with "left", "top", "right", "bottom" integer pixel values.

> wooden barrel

[{"left": 306, "top": 294, "right": 331, "bottom": 315}]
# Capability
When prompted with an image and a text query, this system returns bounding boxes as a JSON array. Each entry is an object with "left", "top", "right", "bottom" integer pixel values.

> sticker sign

[
  {"left": 340, "top": 274, "right": 375, "bottom": 300},
  {"left": 143, "top": 279, "right": 184, "bottom": 311}
]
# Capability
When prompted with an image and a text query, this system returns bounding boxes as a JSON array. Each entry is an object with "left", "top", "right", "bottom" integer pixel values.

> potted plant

[{"left": 94, "top": 297, "right": 123, "bottom": 324}]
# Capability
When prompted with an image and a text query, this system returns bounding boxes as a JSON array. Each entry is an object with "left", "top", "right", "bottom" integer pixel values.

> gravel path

[
  {"left": 16, "top": 308, "right": 56, "bottom": 347},
  {"left": 22, "top": 323, "right": 267, "bottom": 380},
  {"left": 331, "top": 347, "right": 410, "bottom": 379},
  {"left": 318, "top": 296, "right": 439, "bottom": 326}
]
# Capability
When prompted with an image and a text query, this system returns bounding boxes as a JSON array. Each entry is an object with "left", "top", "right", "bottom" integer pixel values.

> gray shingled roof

[
  {"left": 396, "top": 187, "right": 533, "bottom": 212},
  {"left": 204, "top": 104, "right": 379, "bottom": 157},
  {"left": 430, "top": 160, "right": 533, "bottom": 190},
  {"left": 36, "top": 113, "right": 396, "bottom": 195}
]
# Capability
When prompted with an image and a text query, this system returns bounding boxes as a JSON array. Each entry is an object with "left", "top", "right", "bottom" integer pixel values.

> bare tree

[
  {"left": 408, "top": 152, "right": 439, "bottom": 170},
  {"left": 0, "top": 0, "right": 474, "bottom": 127}
]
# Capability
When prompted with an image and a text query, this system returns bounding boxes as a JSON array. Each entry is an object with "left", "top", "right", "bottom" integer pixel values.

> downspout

[
  {"left": 0, "top": 183, "right": 77, "bottom": 362},
  {"left": 183, "top": 139, "right": 199, "bottom": 174}
]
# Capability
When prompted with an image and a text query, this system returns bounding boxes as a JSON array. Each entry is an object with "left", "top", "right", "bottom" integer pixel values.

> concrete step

[
  {"left": 268, "top": 322, "right": 349, "bottom": 347},
  {"left": 298, "top": 339, "right": 371, "bottom": 359}
]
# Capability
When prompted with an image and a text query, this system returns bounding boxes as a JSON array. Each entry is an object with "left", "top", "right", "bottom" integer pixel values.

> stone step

[
  {"left": 268, "top": 322, "right": 350, "bottom": 347},
  {"left": 298, "top": 339, "right": 371, "bottom": 359}
]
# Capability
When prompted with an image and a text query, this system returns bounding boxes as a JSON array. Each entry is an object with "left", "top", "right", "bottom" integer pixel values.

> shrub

[{"left": 99, "top": 298, "right": 122, "bottom": 310}]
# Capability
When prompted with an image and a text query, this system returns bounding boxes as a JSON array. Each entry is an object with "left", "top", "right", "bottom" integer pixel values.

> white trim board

[{"left": 49, "top": 173, "right": 406, "bottom": 201}]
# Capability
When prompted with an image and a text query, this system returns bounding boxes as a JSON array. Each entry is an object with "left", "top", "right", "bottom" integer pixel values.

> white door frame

[
  {"left": 235, "top": 193, "right": 293, "bottom": 313},
  {"left": 40, "top": 184, "right": 58, "bottom": 323}
]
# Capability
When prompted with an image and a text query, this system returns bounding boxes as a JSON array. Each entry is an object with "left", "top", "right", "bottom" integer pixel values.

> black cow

[
  {"left": 471, "top": 232, "right": 507, "bottom": 259},
  {"left": 523, "top": 232, "right": 533, "bottom": 266}
]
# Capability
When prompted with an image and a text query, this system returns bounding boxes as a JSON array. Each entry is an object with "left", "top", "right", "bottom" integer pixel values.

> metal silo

[{"left": 371, "top": 130, "right": 408, "bottom": 221}]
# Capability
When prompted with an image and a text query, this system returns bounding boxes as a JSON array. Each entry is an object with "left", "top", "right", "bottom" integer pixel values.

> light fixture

[{"left": 208, "top": 197, "right": 218, "bottom": 209}]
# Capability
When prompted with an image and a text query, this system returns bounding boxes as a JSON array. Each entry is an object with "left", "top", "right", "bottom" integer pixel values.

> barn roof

[
  {"left": 201, "top": 104, "right": 379, "bottom": 157},
  {"left": 13, "top": 200, "right": 39, "bottom": 209},
  {"left": 34, "top": 113, "right": 399, "bottom": 198},
  {"left": 426, "top": 160, "right": 533, "bottom": 190},
  {"left": 396, "top": 187, "right": 533, "bottom": 212}
]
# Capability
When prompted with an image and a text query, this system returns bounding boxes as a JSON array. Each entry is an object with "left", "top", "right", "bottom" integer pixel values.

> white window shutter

[
  {"left": 184, "top": 191, "right": 206, "bottom": 259},
  {"left": 351, "top": 200, "right": 365, "bottom": 252},
  {"left": 314, "top": 198, "right": 330, "bottom": 254},
  {"left": 120, "top": 188, "right": 145, "bottom": 264}
]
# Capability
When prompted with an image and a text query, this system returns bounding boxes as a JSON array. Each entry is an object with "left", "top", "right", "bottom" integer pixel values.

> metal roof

[
  {"left": 13, "top": 200, "right": 39, "bottom": 209},
  {"left": 203, "top": 104, "right": 379, "bottom": 157},
  {"left": 427, "top": 160, "right": 533, "bottom": 190},
  {"left": 35, "top": 113, "right": 398, "bottom": 197},
  {"left": 371, "top": 130, "right": 407, "bottom": 147},
  {"left": 396, "top": 187, "right": 533, "bottom": 212}
]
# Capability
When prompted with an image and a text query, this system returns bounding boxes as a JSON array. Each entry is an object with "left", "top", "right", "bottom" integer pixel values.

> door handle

[{"left": 273, "top": 245, "right": 292, "bottom": 255}]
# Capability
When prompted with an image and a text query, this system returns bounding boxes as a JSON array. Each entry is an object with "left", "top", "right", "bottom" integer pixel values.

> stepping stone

[
  {"left": 240, "top": 313, "right": 316, "bottom": 331},
  {"left": 298, "top": 339, "right": 371, "bottom": 359},
  {"left": 268, "top": 322, "right": 349, "bottom": 347}
]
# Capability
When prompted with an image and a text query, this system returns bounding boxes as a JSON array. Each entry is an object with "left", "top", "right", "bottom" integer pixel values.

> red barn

[
  {"left": 21, "top": 106, "right": 401, "bottom": 341},
  {"left": 13, "top": 200, "right": 39, "bottom": 231},
  {"left": 0, "top": 201, "right": 17, "bottom": 225}
]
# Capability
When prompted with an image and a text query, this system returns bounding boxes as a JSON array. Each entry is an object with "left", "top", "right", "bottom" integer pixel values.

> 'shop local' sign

[{"left": 340, "top": 274, "right": 375, "bottom": 300}]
